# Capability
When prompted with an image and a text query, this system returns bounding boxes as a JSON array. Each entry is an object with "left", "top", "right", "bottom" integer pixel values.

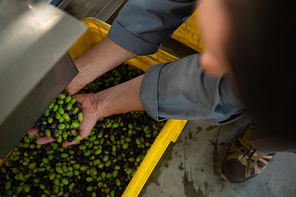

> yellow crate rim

[{"left": 171, "top": 8, "right": 205, "bottom": 52}]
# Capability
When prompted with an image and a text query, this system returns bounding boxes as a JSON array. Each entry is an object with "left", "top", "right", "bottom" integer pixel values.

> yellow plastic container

[
  {"left": 0, "top": 17, "right": 187, "bottom": 197},
  {"left": 68, "top": 17, "right": 187, "bottom": 197},
  {"left": 171, "top": 8, "right": 205, "bottom": 52}
]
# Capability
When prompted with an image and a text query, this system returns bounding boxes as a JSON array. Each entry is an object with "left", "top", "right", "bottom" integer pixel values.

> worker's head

[{"left": 197, "top": 0, "right": 296, "bottom": 135}]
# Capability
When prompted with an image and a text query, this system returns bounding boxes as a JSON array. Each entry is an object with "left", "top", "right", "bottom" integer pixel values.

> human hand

[
  {"left": 27, "top": 93, "right": 99, "bottom": 147},
  {"left": 65, "top": 36, "right": 137, "bottom": 96},
  {"left": 65, "top": 67, "right": 88, "bottom": 96},
  {"left": 28, "top": 74, "right": 144, "bottom": 147}
]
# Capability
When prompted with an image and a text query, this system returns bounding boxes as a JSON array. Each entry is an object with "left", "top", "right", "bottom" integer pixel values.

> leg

[{"left": 249, "top": 128, "right": 296, "bottom": 153}]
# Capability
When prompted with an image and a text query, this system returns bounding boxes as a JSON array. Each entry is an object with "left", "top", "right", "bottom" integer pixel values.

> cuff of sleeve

[
  {"left": 108, "top": 19, "right": 161, "bottom": 56},
  {"left": 139, "top": 63, "right": 168, "bottom": 121}
]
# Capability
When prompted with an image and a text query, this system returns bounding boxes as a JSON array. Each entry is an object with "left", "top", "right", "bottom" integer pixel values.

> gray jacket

[{"left": 108, "top": 0, "right": 245, "bottom": 124}]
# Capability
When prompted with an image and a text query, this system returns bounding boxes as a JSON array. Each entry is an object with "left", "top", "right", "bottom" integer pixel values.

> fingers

[
  {"left": 36, "top": 136, "right": 55, "bottom": 144},
  {"left": 29, "top": 94, "right": 95, "bottom": 147},
  {"left": 62, "top": 139, "right": 80, "bottom": 147},
  {"left": 27, "top": 128, "right": 39, "bottom": 136},
  {"left": 63, "top": 101, "right": 95, "bottom": 147},
  {"left": 62, "top": 132, "right": 88, "bottom": 147},
  {"left": 28, "top": 128, "right": 54, "bottom": 145},
  {"left": 28, "top": 128, "right": 55, "bottom": 145},
  {"left": 65, "top": 76, "right": 84, "bottom": 96}
]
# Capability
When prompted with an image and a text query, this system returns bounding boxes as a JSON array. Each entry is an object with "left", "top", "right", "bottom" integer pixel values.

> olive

[
  {"left": 39, "top": 116, "right": 47, "bottom": 122},
  {"left": 38, "top": 130, "right": 45, "bottom": 137},
  {"left": 49, "top": 111, "right": 56, "bottom": 118},
  {"left": 70, "top": 114, "right": 78, "bottom": 120},
  {"left": 44, "top": 144, "right": 52, "bottom": 151},
  {"left": 39, "top": 124, "right": 46, "bottom": 132},
  {"left": 67, "top": 135, "right": 74, "bottom": 142},
  {"left": 34, "top": 119, "right": 41, "bottom": 128},
  {"left": 73, "top": 102, "right": 82, "bottom": 108}
]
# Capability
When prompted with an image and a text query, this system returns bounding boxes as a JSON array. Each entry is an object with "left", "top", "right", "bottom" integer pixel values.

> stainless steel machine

[{"left": 0, "top": 0, "right": 87, "bottom": 159}]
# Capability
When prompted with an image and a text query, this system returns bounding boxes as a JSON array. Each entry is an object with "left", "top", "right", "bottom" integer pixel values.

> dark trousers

[
  {"left": 249, "top": 125, "right": 296, "bottom": 154},
  {"left": 204, "top": 111, "right": 296, "bottom": 154}
]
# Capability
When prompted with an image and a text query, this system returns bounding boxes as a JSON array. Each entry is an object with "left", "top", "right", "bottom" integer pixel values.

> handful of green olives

[{"left": 34, "top": 91, "right": 83, "bottom": 143}]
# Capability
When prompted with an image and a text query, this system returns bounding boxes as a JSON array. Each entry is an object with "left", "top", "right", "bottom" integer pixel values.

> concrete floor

[
  {"left": 62, "top": 1, "right": 296, "bottom": 196},
  {"left": 139, "top": 115, "right": 296, "bottom": 197}
]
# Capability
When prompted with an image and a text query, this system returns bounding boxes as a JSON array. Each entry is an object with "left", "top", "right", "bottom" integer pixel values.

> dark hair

[{"left": 224, "top": 0, "right": 296, "bottom": 137}]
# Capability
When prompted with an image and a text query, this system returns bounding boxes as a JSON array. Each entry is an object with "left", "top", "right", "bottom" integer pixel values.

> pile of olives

[
  {"left": 34, "top": 92, "right": 83, "bottom": 143},
  {"left": 0, "top": 64, "right": 166, "bottom": 197}
]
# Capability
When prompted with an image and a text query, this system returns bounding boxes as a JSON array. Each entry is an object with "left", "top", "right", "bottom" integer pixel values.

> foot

[{"left": 220, "top": 123, "right": 275, "bottom": 183}]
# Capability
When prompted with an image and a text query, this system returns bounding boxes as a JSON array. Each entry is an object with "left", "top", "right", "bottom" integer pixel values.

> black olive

[
  {"left": 49, "top": 111, "right": 56, "bottom": 118},
  {"left": 70, "top": 114, "right": 78, "bottom": 120},
  {"left": 67, "top": 135, "right": 74, "bottom": 142},
  {"left": 34, "top": 119, "right": 41, "bottom": 128},
  {"left": 73, "top": 102, "right": 82, "bottom": 108},
  {"left": 40, "top": 116, "right": 47, "bottom": 122},
  {"left": 39, "top": 124, "right": 46, "bottom": 132}
]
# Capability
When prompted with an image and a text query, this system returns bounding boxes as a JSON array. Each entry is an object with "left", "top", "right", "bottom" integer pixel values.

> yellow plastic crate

[
  {"left": 68, "top": 17, "right": 187, "bottom": 197},
  {"left": 171, "top": 8, "right": 205, "bottom": 52},
  {"left": 0, "top": 17, "right": 187, "bottom": 197}
]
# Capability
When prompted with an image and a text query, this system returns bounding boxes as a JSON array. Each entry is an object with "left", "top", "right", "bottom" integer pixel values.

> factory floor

[
  {"left": 63, "top": 1, "right": 296, "bottom": 196},
  {"left": 139, "top": 115, "right": 296, "bottom": 197}
]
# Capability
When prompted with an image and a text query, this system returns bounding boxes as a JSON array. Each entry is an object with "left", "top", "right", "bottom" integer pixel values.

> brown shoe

[{"left": 220, "top": 124, "right": 275, "bottom": 183}]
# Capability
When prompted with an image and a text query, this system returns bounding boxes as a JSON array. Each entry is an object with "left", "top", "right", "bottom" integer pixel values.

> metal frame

[
  {"left": 0, "top": 0, "right": 86, "bottom": 159},
  {"left": 57, "top": 0, "right": 72, "bottom": 9},
  {"left": 95, "top": 0, "right": 125, "bottom": 22},
  {"left": 43, "top": 0, "right": 72, "bottom": 9}
]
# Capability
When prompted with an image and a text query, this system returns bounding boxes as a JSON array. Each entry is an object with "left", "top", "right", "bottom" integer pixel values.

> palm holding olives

[
  {"left": 62, "top": 93, "right": 99, "bottom": 147},
  {"left": 30, "top": 91, "right": 89, "bottom": 145}
]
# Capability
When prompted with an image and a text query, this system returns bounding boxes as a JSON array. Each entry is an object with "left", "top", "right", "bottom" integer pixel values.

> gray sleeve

[
  {"left": 139, "top": 54, "right": 245, "bottom": 121},
  {"left": 108, "top": 0, "right": 196, "bottom": 55}
]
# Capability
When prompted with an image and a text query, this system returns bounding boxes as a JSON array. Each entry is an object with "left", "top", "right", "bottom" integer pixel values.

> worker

[{"left": 29, "top": 0, "right": 296, "bottom": 183}]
